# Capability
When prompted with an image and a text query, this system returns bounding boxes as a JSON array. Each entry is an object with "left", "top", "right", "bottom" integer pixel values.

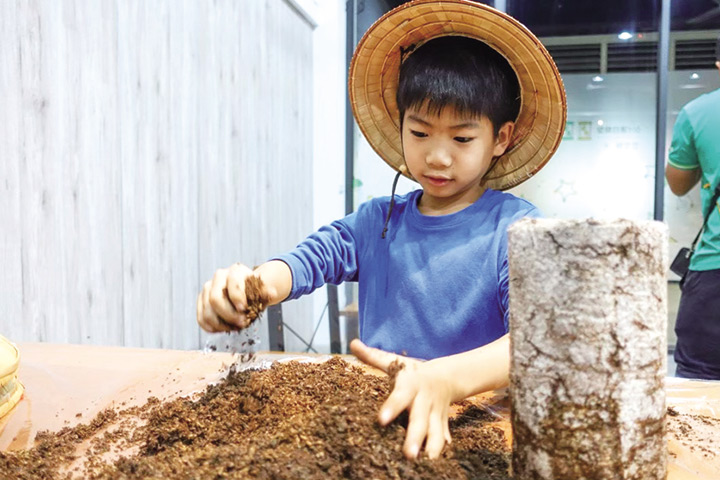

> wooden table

[{"left": 1, "top": 343, "right": 719, "bottom": 479}]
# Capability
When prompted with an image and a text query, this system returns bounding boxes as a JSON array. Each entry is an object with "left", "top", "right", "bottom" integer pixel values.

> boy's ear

[{"left": 492, "top": 121, "right": 515, "bottom": 157}]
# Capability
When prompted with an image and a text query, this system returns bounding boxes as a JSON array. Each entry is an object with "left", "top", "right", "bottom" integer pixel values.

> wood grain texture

[
  {"left": 0, "top": 1, "right": 24, "bottom": 343},
  {"left": 0, "top": 0, "right": 314, "bottom": 350}
]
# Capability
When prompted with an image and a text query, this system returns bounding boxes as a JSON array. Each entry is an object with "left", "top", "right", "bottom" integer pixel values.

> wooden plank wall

[{"left": 0, "top": 0, "right": 314, "bottom": 350}]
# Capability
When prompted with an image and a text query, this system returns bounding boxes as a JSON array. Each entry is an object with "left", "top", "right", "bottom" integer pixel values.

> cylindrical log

[{"left": 508, "top": 218, "right": 668, "bottom": 480}]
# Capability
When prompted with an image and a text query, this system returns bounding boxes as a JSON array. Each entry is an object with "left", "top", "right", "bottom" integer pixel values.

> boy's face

[{"left": 401, "top": 104, "right": 513, "bottom": 214}]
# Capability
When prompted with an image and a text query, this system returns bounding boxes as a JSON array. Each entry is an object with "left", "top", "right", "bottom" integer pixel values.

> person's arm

[
  {"left": 666, "top": 164, "right": 701, "bottom": 196},
  {"left": 350, "top": 335, "right": 509, "bottom": 460},
  {"left": 667, "top": 107, "right": 701, "bottom": 196},
  {"left": 253, "top": 260, "right": 293, "bottom": 304},
  {"left": 198, "top": 202, "right": 371, "bottom": 332}
]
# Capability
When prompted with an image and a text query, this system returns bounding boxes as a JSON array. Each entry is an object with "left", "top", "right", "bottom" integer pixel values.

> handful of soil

[
  {"left": 0, "top": 358, "right": 511, "bottom": 479},
  {"left": 244, "top": 275, "right": 268, "bottom": 323},
  {"left": 220, "top": 275, "right": 269, "bottom": 331}
]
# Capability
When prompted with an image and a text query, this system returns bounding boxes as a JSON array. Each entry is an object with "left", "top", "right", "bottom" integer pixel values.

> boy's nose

[{"left": 425, "top": 147, "right": 452, "bottom": 168}]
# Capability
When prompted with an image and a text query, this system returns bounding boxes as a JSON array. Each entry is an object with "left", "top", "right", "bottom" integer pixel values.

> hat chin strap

[
  {"left": 381, "top": 164, "right": 407, "bottom": 239},
  {"left": 483, "top": 153, "right": 504, "bottom": 186}
]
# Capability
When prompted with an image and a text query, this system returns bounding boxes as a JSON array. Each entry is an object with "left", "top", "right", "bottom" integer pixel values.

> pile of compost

[{"left": 0, "top": 358, "right": 511, "bottom": 479}]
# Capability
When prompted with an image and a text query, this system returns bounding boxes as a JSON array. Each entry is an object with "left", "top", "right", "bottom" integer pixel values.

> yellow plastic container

[{"left": 0, "top": 335, "right": 24, "bottom": 420}]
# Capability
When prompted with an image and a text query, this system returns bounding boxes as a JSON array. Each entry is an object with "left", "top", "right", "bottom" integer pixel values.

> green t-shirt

[{"left": 668, "top": 88, "right": 720, "bottom": 271}]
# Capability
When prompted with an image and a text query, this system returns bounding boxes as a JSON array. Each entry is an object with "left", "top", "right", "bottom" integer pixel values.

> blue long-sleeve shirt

[{"left": 274, "top": 188, "right": 539, "bottom": 360}]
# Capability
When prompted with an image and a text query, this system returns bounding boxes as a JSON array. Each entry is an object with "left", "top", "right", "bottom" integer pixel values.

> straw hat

[
  {"left": 0, "top": 335, "right": 24, "bottom": 421},
  {"left": 349, "top": 0, "right": 567, "bottom": 190}
]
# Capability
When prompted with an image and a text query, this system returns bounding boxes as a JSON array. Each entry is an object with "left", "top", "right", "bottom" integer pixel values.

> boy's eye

[
  {"left": 454, "top": 136, "right": 474, "bottom": 143},
  {"left": 410, "top": 130, "right": 427, "bottom": 138}
]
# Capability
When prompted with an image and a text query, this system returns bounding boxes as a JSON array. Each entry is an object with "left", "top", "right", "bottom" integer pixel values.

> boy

[{"left": 197, "top": 0, "right": 565, "bottom": 460}]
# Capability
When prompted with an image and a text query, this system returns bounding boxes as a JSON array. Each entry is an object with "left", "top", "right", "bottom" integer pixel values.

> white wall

[
  {"left": 308, "top": 0, "right": 348, "bottom": 353},
  {"left": 512, "top": 72, "right": 658, "bottom": 221},
  {"left": 267, "top": 0, "right": 347, "bottom": 354},
  {"left": 0, "top": 0, "right": 351, "bottom": 353},
  {"left": 0, "top": 0, "right": 315, "bottom": 350}
]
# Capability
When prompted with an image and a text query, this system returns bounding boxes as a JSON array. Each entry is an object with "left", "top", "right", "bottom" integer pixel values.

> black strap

[
  {"left": 381, "top": 169, "right": 403, "bottom": 239},
  {"left": 690, "top": 182, "right": 720, "bottom": 252}
]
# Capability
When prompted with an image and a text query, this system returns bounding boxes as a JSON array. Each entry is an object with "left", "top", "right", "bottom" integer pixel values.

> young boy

[{"left": 197, "top": 0, "right": 565, "bottom": 461}]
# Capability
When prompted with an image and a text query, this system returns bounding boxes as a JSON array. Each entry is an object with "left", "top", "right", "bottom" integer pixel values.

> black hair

[
  {"left": 716, "top": 34, "right": 720, "bottom": 62},
  {"left": 397, "top": 36, "right": 521, "bottom": 136}
]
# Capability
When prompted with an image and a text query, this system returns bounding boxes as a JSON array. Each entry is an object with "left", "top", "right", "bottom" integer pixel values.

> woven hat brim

[{"left": 349, "top": 0, "right": 567, "bottom": 191}]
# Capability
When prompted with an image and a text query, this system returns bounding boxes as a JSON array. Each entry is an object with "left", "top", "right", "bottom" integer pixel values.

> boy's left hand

[{"left": 350, "top": 339, "right": 455, "bottom": 460}]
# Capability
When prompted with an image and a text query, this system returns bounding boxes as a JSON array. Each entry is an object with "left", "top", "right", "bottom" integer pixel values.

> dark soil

[{"left": 0, "top": 358, "right": 511, "bottom": 479}]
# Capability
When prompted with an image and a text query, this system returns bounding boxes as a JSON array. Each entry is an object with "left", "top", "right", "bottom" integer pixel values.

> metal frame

[
  {"left": 327, "top": 284, "right": 342, "bottom": 353},
  {"left": 345, "top": 0, "right": 358, "bottom": 217},
  {"left": 654, "top": 0, "right": 671, "bottom": 221},
  {"left": 267, "top": 304, "right": 285, "bottom": 352}
]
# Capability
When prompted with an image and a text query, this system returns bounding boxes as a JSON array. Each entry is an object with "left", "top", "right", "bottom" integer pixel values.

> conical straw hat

[{"left": 349, "top": 0, "right": 567, "bottom": 190}]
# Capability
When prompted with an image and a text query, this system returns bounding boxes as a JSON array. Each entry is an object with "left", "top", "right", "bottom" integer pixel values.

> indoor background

[{"left": 1, "top": 0, "right": 719, "bottom": 360}]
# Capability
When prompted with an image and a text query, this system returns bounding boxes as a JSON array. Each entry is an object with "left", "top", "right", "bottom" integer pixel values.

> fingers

[
  {"left": 379, "top": 378, "right": 416, "bottom": 426},
  {"left": 424, "top": 404, "right": 449, "bottom": 459},
  {"left": 197, "top": 281, "right": 233, "bottom": 333},
  {"left": 402, "top": 395, "right": 450, "bottom": 460},
  {"left": 403, "top": 394, "right": 430, "bottom": 459},
  {"left": 197, "top": 263, "right": 254, "bottom": 332},
  {"left": 350, "top": 339, "right": 401, "bottom": 373},
  {"left": 444, "top": 407, "right": 452, "bottom": 445},
  {"left": 209, "top": 268, "right": 246, "bottom": 328}
]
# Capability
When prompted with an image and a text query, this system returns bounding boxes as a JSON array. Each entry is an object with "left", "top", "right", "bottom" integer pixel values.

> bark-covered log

[{"left": 508, "top": 218, "right": 668, "bottom": 480}]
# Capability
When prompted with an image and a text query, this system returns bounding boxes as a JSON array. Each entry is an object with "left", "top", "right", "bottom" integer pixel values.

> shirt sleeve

[
  {"left": 668, "top": 108, "right": 700, "bottom": 170},
  {"left": 271, "top": 204, "right": 371, "bottom": 300}
]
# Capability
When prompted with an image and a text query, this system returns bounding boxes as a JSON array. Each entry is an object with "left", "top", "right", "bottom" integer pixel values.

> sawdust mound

[{"left": 0, "top": 358, "right": 511, "bottom": 479}]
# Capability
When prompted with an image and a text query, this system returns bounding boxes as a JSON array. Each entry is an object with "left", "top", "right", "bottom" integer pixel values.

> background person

[{"left": 666, "top": 35, "right": 720, "bottom": 380}]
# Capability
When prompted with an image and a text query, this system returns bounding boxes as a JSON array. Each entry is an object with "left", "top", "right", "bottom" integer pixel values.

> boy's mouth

[{"left": 424, "top": 175, "right": 451, "bottom": 187}]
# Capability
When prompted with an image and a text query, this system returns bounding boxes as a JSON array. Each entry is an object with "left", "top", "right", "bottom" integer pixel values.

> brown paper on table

[{"left": 1, "top": 343, "right": 719, "bottom": 479}]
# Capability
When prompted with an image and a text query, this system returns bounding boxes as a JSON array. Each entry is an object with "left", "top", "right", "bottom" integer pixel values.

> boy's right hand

[{"left": 197, "top": 263, "right": 256, "bottom": 332}]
